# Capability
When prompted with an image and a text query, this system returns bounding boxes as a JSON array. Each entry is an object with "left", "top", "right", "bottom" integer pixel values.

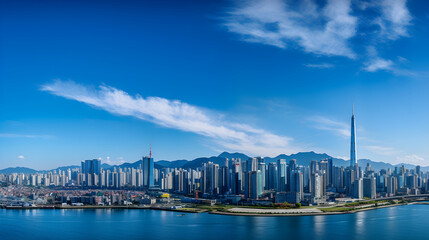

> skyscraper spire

[
  {"left": 149, "top": 144, "right": 152, "bottom": 158},
  {"left": 350, "top": 105, "right": 357, "bottom": 167}
]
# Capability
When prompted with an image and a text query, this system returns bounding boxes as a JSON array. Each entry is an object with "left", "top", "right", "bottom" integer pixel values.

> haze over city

[{"left": 1, "top": 0, "right": 429, "bottom": 170}]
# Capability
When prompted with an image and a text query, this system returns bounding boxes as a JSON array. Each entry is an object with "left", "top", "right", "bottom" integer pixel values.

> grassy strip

[
  {"left": 187, "top": 205, "right": 234, "bottom": 212},
  {"left": 320, "top": 201, "right": 404, "bottom": 212},
  {"left": 319, "top": 207, "right": 353, "bottom": 212},
  {"left": 344, "top": 200, "right": 389, "bottom": 207}
]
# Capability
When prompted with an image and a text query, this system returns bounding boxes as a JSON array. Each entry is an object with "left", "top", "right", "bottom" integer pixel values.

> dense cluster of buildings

[
  {"left": 1, "top": 110, "right": 428, "bottom": 206},
  {"left": 0, "top": 186, "right": 167, "bottom": 207},
  {"left": 0, "top": 156, "right": 155, "bottom": 189}
]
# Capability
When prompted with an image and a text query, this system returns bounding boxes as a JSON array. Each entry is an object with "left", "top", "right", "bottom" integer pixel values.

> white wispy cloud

[
  {"left": 361, "top": 145, "right": 428, "bottom": 165},
  {"left": 41, "top": 80, "right": 302, "bottom": 156},
  {"left": 223, "top": 0, "right": 413, "bottom": 72},
  {"left": 363, "top": 57, "right": 394, "bottom": 72},
  {"left": 309, "top": 116, "right": 350, "bottom": 138},
  {"left": 224, "top": 0, "right": 357, "bottom": 58},
  {"left": 362, "top": 145, "right": 399, "bottom": 156},
  {"left": 0, "top": 133, "right": 53, "bottom": 138},
  {"left": 104, "top": 156, "right": 126, "bottom": 165},
  {"left": 395, "top": 154, "right": 425, "bottom": 165},
  {"left": 397, "top": 56, "right": 408, "bottom": 62},
  {"left": 361, "top": 1, "right": 412, "bottom": 73},
  {"left": 376, "top": 0, "right": 412, "bottom": 40},
  {"left": 362, "top": 46, "right": 416, "bottom": 75},
  {"left": 18, "top": 155, "right": 25, "bottom": 159},
  {"left": 304, "top": 63, "right": 335, "bottom": 69}
]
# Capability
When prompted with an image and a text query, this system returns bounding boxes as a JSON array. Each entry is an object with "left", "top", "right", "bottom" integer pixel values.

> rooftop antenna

[{"left": 149, "top": 144, "right": 152, "bottom": 158}]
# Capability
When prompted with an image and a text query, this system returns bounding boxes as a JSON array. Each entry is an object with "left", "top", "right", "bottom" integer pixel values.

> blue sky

[{"left": 1, "top": 0, "right": 429, "bottom": 169}]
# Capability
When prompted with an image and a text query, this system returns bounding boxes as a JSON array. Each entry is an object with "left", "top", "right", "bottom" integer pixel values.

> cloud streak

[
  {"left": 362, "top": 46, "right": 415, "bottom": 75},
  {"left": 304, "top": 63, "right": 335, "bottom": 69},
  {"left": 395, "top": 154, "right": 425, "bottom": 165},
  {"left": 309, "top": 116, "right": 350, "bottom": 138},
  {"left": 41, "top": 80, "right": 301, "bottom": 156},
  {"left": 223, "top": 0, "right": 413, "bottom": 71},
  {"left": 224, "top": 0, "right": 358, "bottom": 58},
  {"left": 0, "top": 133, "right": 53, "bottom": 138},
  {"left": 362, "top": 145, "right": 399, "bottom": 156},
  {"left": 376, "top": 0, "right": 412, "bottom": 40},
  {"left": 363, "top": 57, "right": 394, "bottom": 72}
]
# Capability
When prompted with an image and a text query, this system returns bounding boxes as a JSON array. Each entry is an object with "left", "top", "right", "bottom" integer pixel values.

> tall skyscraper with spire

[
  {"left": 350, "top": 106, "right": 357, "bottom": 167},
  {"left": 142, "top": 145, "right": 154, "bottom": 188}
]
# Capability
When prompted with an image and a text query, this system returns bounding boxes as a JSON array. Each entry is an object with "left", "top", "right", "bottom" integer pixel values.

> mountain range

[{"left": 1, "top": 151, "right": 427, "bottom": 174}]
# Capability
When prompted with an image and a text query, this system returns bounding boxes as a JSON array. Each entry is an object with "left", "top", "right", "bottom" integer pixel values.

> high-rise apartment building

[{"left": 142, "top": 156, "right": 154, "bottom": 188}]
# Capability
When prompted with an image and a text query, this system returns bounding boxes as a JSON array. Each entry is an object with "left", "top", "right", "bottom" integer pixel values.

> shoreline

[
  {"left": 209, "top": 202, "right": 413, "bottom": 217},
  {"left": 2, "top": 201, "right": 424, "bottom": 216},
  {"left": 1, "top": 205, "right": 207, "bottom": 213}
]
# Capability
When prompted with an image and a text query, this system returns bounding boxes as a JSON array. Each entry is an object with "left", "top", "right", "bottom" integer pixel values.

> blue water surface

[{"left": 1, "top": 204, "right": 428, "bottom": 240}]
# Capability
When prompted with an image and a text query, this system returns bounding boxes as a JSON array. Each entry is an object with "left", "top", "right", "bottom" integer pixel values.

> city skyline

[
  {"left": 1, "top": 0, "right": 429, "bottom": 170},
  {"left": 1, "top": 109, "right": 426, "bottom": 206},
  {"left": 2, "top": 1, "right": 429, "bottom": 239}
]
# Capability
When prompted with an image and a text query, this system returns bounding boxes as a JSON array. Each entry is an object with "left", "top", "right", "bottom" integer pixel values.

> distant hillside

[
  {"left": 0, "top": 167, "right": 38, "bottom": 174},
  {"left": 102, "top": 161, "right": 141, "bottom": 170},
  {"left": 264, "top": 151, "right": 338, "bottom": 165},
  {"left": 49, "top": 165, "right": 80, "bottom": 173},
  {"left": 155, "top": 160, "right": 188, "bottom": 169},
  {"left": 218, "top": 152, "right": 250, "bottom": 160},
  {"left": 1, "top": 151, "right": 428, "bottom": 173},
  {"left": 181, "top": 156, "right": 226, "bottom": 169}
]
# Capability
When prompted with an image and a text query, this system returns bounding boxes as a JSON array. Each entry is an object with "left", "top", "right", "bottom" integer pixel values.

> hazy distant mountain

[
  {"left": 102, "top": 161, "right": 140, "bottom": 170},
  {"left": 49, "top": 165, "right": 80, "bottom": 173},
  {"left": 181, "top": 156, "right": 226, "bottom": 169},
  {"left": 264, "top": 151, "right": 336, "bottom": 165},
  {"left": 0, "top": 167, "right": 38, "bottom": 174},
  {"left": 218, "top": 152, "right": 250, "bottom": 160},
  {"left": 155, "top": 160, "right": 188, "bottom": 169},
  {"left": 1, "top": 151, "right": 428, "bottom": 173},
  {"left": 154, "top": 153, "right": 249, "bottom": 170}
]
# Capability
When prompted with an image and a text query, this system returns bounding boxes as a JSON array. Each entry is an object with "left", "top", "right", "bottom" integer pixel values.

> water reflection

[{"left": 313, "top": 215, "right": 326, "bottom": 237}]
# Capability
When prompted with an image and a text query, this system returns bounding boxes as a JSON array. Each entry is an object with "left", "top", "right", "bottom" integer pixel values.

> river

[{"left": 1, "top": 204, "right": 427, "bottom": 240}]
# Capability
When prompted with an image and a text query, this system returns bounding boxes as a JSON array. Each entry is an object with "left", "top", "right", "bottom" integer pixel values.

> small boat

[{"left": 177, "top": 213, "right": 186, "bottom": 216}]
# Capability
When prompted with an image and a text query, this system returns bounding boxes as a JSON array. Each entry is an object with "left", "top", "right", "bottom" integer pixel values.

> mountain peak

[{"left": 217, "top": 152, "right": 250, "bottom": 160}]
